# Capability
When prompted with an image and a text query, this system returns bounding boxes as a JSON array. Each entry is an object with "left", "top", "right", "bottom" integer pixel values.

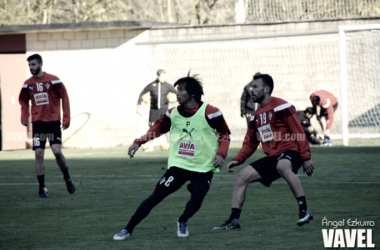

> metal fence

[{"left": 246, "top": 0, "right": 380, "bottom": 22}]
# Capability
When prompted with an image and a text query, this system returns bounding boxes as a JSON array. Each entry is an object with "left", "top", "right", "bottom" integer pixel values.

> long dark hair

[{"left": 174, "top": 71, "right": 204, "bottom": 102}]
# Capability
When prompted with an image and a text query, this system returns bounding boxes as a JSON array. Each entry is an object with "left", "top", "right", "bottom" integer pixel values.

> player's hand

[
  {"left": 213, "top": 155, "right": 225, "bottom": 169},
  {"left": 62, "top": 125, "right": 69, "bottom": 130},
  {"left": 21, "top": 121, "right": 28, "bottom": 126},
  {"left": 226, "top": 160, "right": 240, "bottom": 173},
  {"left": 303, "top": 160, "right": 314, "bottom": 176},
  {"left": 137, "top": 105, "right": 143, "bottom": 116},
  {"left": 128, "top": 143, "right": 140, "bottom": 158},
  {"left": 316, "top": 134, "right": 323, "bottom": 141}
]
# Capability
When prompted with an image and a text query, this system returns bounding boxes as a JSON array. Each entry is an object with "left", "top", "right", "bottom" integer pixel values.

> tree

[
  {"left": 0, "top": 0, "right": 379, "bottom": 26},
  {"left": 0, "top": 0, "right": 236, "bottom": 25}
]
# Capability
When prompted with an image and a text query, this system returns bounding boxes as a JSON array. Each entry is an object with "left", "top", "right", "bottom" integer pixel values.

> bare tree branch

[{"left": 0, "top": 0, "right": 379, "bottom": 26}]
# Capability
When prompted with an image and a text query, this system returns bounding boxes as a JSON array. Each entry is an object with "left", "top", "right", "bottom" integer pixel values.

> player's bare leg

[
  {"left": 276, "top": 159, "right": 304, "bottom": 197},
  {"left": 50, "top": 144, "right": 67, "bottom": 169},
  {"left": 319, "top": 116, "right": 327, "bottom": 132},
  {"left": 212, "top": 166, "right": 261, "bottom": 230},
  {"left": 276, "top": 159, "right": 313, "bottom": 226},
  {"left": 35, "top": 148, "right": 45, "bottom": 175},
  {"left": 51, "top": 144, "right": 75, "bottom": 194},
  {"left": 232, "top": 166, "right": 262, "bottom": 209}
]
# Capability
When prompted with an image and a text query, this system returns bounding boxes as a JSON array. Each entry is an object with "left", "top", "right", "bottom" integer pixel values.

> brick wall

[{"left": 27, "top": 29, "right": 145, "bottom": 51}]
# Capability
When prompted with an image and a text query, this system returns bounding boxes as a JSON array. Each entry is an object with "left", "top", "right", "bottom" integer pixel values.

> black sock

[
  {"left": 61, "top": 167, "right": 71, "bottom": 182},
  {"left": 228, "top": 208, "right": 241, "bottom": 221},
  {"left": 125, "top": 192, "right": 165, "bottom": 234},
  {"left": 297, "top": 196, "right": 308, "bottom": 212},
  {"left": 324, "top": 135, "right": 330, "bottom": 140},
  {"left": 37, "top": 175, "right": 45, "bottom": 190}
]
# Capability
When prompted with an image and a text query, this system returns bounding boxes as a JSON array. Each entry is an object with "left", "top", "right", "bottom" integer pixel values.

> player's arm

[
  {"left": 136, "top": 85, "right": 151, "bottom": 115},
  {"left": 137, "top": 85, "right": 151, "bottom": 105},
  {"left": 56, "top": 82, "right": 71, "bottom": 129},
  {"left": 205, "top": 106, "right": 231, "bottom": 160},
  {"left": 325, "top": 104, "right": 334, "bottom": 131},
  {"left": 168, "top": 82, "right": 177, "bottom": 95},
  {"left": 310, "top": 94, "right": 318, "bottom": 119},
  {"left": 132, "top": 108, "right": 171, "bottom": 142},
  {"left": 227, "top": 125, "right": 260, "bottom": 172},
  {"left": 232, "top": 125, "right": 259, "bottom": 164},
  {"left": 240, "top": 87, "right": 248, "bottom": 117},
  {"left": 204, "top": 105, "right": 231, "bottom": 169},
  {"left": 284, "top": 106, "right": 314, "bottom": 175},
  {"left": 284, "top": 106, "right": 311, "bottom": 160},
  {"left": 129, "top": 111, "right": 172, "bottom": 158},
  {"left": 18, "top": 84, "right": 30, "bottom": 126}
]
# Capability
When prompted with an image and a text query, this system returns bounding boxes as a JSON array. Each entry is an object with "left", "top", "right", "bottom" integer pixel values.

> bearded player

[
  {"left": 212, "top": 73, "right": 314, "bottom": 230},
  {"left": 19, "top": 54, "right": 75, "bottom": 198}
]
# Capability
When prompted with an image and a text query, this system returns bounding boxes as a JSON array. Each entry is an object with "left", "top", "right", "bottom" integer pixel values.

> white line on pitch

[{"left": 0, "top": 180, "right": 379, "bottom": 186}]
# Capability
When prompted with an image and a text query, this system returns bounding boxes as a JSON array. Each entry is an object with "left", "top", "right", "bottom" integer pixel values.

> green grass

[{"left": 0, "top": 144, "right": 379, "bottom": 250}]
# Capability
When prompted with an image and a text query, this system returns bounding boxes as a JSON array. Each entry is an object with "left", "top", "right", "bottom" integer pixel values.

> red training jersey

[
  {"left": 233, "top": 97, "right": 311, "bottom": 164},
  {"left": 310, "top": 90, "right": 338, "bottom": 129},
  {"left": 134, "top": 102, "right": 231, "bottom": 159},
  {"left": 19, "top": 72, "right": 71, "bottom": 127}
]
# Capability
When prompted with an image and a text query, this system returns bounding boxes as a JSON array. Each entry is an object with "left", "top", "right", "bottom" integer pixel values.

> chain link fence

[{"left": 246, "top": 0, "right": 380, "bottom": 22}]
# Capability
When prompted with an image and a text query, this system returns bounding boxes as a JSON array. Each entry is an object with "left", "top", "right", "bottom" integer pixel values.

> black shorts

[
  {"left": 32, "top": 121, "right": 62, "bottom": 150},
  {"left": 249, "top": 150, "right": 303, "bottom": 187},
  {"left": 320, "top": 103, "right": 338, "bottom": 119},
  {"left": 149, "top": 108, "right": 167, "bottom": 127},
  {"left": 154, "top": 167, "right": 213, "bottom": 196}
]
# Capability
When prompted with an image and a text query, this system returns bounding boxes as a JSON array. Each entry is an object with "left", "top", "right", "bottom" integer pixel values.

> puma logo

[{"left": 182, "top": 128, "right": 194, "bottom": 139}]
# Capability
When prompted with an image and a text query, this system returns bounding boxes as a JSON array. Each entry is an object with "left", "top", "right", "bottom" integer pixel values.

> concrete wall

[
  {"left": 20, "top": 18, "right": 380, "bottom": 148},
  {"left": 25, "top": 28, "right": 149, "bottom": 148}
]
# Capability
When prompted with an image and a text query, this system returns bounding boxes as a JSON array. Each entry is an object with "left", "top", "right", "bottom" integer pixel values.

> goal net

[
  {"left": 340, "top": 24, "right": 380, "bottom": 145},
  {"left": 135, "top": 26, "right": 380, "bottom": 145}
]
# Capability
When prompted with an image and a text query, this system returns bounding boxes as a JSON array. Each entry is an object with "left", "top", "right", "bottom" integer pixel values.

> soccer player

[
  {"left": 136, "top": 69, "right": 177, "bottom": 151},
  {"left": 240, "top": 72, "right": 260, "bottom": 127},
  {"left": 212, "top": 73, "right": 314, "bottom": 230},
  {"left": 114, "top": 73, "right": 231, "bottom": 240},
  {"left": 19, "top": 54, "right": 75, "bottom": 198},
  {"left": 310, "top": 90, "right": 338, "bottom": 146},
  {"left": 297, "top": 107, "right": 323, "bottom": 145}
]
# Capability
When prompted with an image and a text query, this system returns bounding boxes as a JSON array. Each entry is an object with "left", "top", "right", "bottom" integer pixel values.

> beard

[
  {"left": 30, "top": 67, "right": 41, "bottom": 76},
  {"left": 252, "top": 93, "right": 264, "bottom": 103}
]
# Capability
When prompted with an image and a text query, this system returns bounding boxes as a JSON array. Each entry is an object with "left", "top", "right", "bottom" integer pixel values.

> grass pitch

[{"left": 0, "top": 144, "right": 379, "bottom": 250}]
